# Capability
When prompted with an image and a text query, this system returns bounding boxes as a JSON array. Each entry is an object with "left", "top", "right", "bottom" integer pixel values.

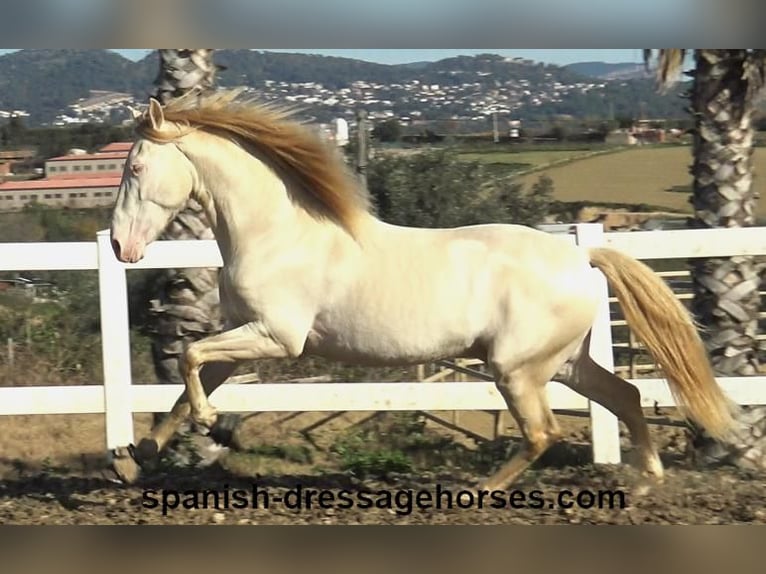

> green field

[
  {"left": 507, "top": 145, "right": 766, "bottom": 219},
  {"left": 458, "top": 148, "right": 612, "bottom": 171}
]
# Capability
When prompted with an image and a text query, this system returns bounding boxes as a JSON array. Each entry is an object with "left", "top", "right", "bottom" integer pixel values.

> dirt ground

[{"left": 0, "top": 409, "right": 764, "bottom": 524}]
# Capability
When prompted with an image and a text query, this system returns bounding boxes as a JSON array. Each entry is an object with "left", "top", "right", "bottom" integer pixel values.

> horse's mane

[{"left": 135, "top": 89, "right": 369, "bottom": 235}]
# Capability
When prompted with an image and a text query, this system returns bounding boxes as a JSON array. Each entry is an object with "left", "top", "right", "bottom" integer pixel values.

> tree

[
  {"left": 371, "top": 118, "right": 402, "bottom": 143},
  {"left": 7, "top": 115, "right": 26, "bottom": 140},
  {"left": 368, "top": 150, "right": 553, "bottom": 229},
  {"left": 144, "top": 49, "right": 240, "bottom": 468},
  {"left": 645, "top": 49, "right": 766, "bottom": 470},
  {"left": 616, "top": 116, "right": 635, "bottom": 130}
]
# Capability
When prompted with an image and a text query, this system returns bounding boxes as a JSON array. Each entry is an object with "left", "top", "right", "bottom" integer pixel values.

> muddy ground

[{"left": 0, "top": 410, "right": 764, "bottom": 524}]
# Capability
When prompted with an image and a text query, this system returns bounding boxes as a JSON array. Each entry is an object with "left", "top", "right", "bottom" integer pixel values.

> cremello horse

[{"left": 109, "top": 90, "right": 736, "bottom": 486}]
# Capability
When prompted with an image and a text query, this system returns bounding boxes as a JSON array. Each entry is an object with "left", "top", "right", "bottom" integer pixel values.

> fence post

[
  {"left": 96, "top": 229, "right": 134, "bottom": 450},
  {"left": 573, "top": 223, "right": 621, "bottom": 464}
]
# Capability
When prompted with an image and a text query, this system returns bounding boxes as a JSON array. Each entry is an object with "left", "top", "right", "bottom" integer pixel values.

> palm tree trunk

[
  {"left": 643, "top": 49, "right": 766, "bottom": 470},
  {"left": 147, "top": 49, "right": 239, "bottom": 467},
  {"left": 675, "top": 49, "right": 766, "bottom": 470},
  {"left": 687, "top": 50, "right": 761, "bottom": 375}
]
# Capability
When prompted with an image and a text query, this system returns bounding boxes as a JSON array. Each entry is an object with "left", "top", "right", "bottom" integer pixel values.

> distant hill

[
  {"left": 564, "top": 61, "right": 651, "bottom": 80},
  {"left": 0, "top": 49, "right": 145, "bottom": 122},
  {"left": 0, "top": 50, "right": 688, "bottom": 126}
]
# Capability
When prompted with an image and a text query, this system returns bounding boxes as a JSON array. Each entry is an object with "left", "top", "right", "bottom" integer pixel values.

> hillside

[
  {"left": 0, "top": 50, "right": 145, "bottom": 121},
  {"left": 564, "top": 61, "right": 651, "bottom": 80},
  {"left": 0, "top": 49, "right": 688, "bottom": 126}
]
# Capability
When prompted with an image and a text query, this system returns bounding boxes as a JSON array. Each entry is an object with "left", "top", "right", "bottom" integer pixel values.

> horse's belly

[
  {"left": 303, "top": 256, "right": 506, "bottom": 365},
  {"left": 304, "top": 313, "right": 485, "bottom": 366}
]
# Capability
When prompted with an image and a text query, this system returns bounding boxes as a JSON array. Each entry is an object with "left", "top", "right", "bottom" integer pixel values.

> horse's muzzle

[{"left": 110, "top": 233, "right": 145, "bottom": 263}]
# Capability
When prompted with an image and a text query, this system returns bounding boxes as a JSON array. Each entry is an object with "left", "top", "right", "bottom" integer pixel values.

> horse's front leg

[{"left": 181, "top": 321, "right": 300, "bottom": 428}]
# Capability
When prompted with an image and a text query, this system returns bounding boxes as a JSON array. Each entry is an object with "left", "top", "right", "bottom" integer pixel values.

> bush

[{"left": 0, "top": 206, "right": 158, "bottom": 384}]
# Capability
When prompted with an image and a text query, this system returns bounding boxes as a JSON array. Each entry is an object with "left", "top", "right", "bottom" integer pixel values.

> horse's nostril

[{"left": 111, "top": 238, "right": 121, "bottom": 258}]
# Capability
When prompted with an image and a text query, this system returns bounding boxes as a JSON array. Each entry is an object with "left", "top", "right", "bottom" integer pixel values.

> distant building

[
  {"left": 45, "top": 151, "right": 128, "bottom": 178},
  {"left": 605, "top": 129, "right": 638, "bottom": 145},
  {"left": 0, "top": 148, "right": 37, "bottom": 178},
  {"left": 0, "top": 176, "right": 121, "bottom": 211},
  {"left": 0, "top": 276, "right": 55, "bottom": 299},
  {"left": 332, "top": 118, "right": 349, "bottom": 146},
  {"left": 316, "top": 119, "right": 350, "bottom": 147},
  {"left": 54, "top": 90, "right": 137, "bottom": 126},
  {"left": 0, "top": 142, "right": 131, "bottom": 211},
  {"left": 70, "top": 90, "right": 133, "bottom": 113}
]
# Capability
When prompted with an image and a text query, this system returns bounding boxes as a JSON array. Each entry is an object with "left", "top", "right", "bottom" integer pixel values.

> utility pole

[
  {"left": 492, "top": 111, "right": 499, "bottom": 143},
  {"left": 355, "top": 109, "right": 369, "bottom": 189}
]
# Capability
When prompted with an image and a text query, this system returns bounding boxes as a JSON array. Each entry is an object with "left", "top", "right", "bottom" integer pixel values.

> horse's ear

[{"left": 147, "top": 98, "right": 164, "bottom": 130}]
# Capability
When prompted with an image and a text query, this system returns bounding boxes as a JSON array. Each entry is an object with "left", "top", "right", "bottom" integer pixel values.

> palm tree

[
  {"left": 146, "top": 49, "right": 240, "bottom": 467},
  {"left": 153, "top": 49, "right": 220, "bottom": 104},
  {"left": 644, "top": 49, "right": 766, "bottom": 470}
]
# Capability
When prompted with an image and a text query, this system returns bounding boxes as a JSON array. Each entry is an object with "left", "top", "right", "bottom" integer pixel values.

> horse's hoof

[
  {"left": 133, "top": 438, "right": 160, "bottom": 465},
  {"left": 209, "top": 413, "right": 242, "bottom": 448},
  {"left": 108, "top": 446, "right": 141, "bottom": 484},
  {"left": 192, "top": 405, "right": 219, "bottom": 429}
]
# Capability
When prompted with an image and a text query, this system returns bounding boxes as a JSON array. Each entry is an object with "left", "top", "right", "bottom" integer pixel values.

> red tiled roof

[
  {"left": 0, "top": 176, "right": 121, "bottom": 191},
  {"left": 98, "top": 142, "right": 134, "bottom": 152},
  {"left": 47, "top": 151, "right": 129, "bottom": 162}
]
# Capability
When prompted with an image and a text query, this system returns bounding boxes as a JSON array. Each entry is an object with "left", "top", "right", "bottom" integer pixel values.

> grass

[
  {"left": 222, "top": 442, "right": 318, "bottom": 477},
  {"left": 515, "top": 145, "right": 766, "bottom": 218},
  {"left": 458, "top": 148, "right": 618, "bottom": 172},
  {"left": 327, "top": 412, "right": 517, "bottom": 479},
  {"left": 454, "top": 143, "right": 766, "bottom": 219},
  {"left": 215, "top": 411, "right": 522, "bottom": 481},
  {"left": 331, "top": 433, "right": 413, "bottom": 478}
]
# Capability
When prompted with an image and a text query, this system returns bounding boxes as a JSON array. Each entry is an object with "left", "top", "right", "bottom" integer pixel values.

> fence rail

[{"left": 2, "top": 223, "right": 766, "bottom": 465}]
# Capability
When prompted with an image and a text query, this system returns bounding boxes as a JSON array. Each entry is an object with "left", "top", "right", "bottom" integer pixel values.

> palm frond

[{"left": 644, "top": 49, "right": 687, "bottom": 88}]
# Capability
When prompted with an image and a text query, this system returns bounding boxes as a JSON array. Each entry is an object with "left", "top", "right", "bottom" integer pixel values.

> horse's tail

[{"left": 588, "top": 246, "right": 738, "bottom": 440}]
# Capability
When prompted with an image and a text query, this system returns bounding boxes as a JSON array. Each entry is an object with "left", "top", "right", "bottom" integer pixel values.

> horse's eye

[{"left": 131, "top": 164, "right": 144, "bottom": 175}]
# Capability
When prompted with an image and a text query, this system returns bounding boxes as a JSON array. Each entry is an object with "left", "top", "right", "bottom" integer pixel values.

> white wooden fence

[{"left": 2, "top": 223, "right": 766, "bottom": 465}]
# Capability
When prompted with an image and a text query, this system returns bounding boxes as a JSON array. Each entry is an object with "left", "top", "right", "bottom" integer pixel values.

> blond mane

[{"left": 135, "top": 89, "right": 369, "bottom": 235}]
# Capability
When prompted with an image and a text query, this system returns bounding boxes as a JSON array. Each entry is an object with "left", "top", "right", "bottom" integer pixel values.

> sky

[{"left": 0, "top": 49, "right": 648, "bottom": 67}]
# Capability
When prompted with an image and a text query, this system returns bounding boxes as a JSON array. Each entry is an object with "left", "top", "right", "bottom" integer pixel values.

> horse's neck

[{"left": 180, "top": 131, "right": 348, "bottom": 263}]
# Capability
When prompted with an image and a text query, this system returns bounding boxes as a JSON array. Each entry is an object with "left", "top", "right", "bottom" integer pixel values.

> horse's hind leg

[
  {"left": 138, "top": 361, "right": 238, "bottom": 460},
  {"left": 561, "top": 336, "right": 663, "bottom": 482},
  {"left": 481, "top": 364, "right": 562, "bottom": 491},
  {"left": 110, "top": 361, "right": 237, "bottom": 483}
]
